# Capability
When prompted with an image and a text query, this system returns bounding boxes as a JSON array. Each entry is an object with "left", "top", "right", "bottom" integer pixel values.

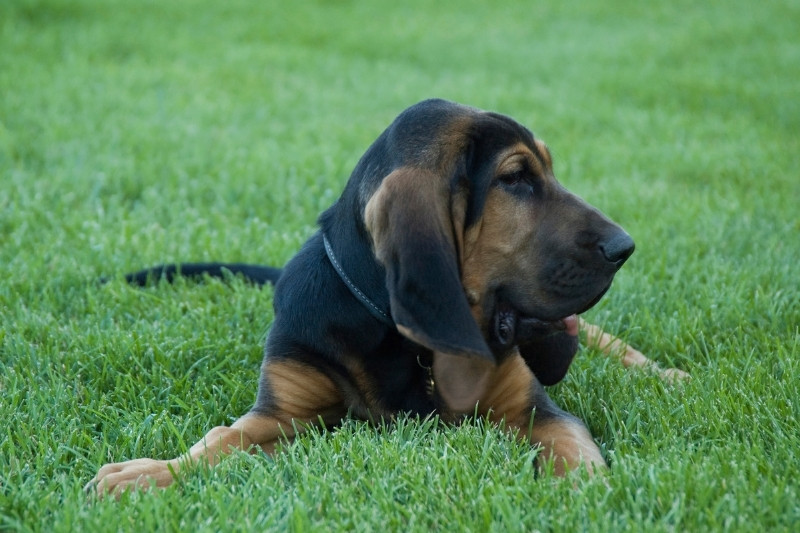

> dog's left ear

[
  {"left": 365, "top": 167, "right": 492, "bottom": 361},
  {"left": 365, "top": 166, "right": 495, "bottom": 411}
]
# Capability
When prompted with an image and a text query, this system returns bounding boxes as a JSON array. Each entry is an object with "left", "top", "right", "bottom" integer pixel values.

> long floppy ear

[
  {"left": 365, "top": 167, "right": 495, "bottom": 411},
  {"left": 365, "top": 167, "right": 493, "bottom": 360}
]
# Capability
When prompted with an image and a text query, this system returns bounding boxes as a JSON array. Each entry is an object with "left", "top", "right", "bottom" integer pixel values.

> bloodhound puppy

[{"left": 88, "top": 99, "right": 680, "bottom": 498}]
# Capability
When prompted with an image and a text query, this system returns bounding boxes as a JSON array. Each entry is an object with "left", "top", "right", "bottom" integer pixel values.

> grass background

[{"left": 1, "top": 0, "right": 798, "bottom": 530}]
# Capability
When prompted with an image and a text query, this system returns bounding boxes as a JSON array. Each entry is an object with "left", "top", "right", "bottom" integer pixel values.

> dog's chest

[{"left": 343, "top": 343, "right": 441, "bottom": 419}]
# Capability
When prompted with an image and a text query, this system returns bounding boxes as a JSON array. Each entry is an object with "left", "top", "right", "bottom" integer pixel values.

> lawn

[{"left": 1, "top": 0, "right": 798, "bottom": 531}]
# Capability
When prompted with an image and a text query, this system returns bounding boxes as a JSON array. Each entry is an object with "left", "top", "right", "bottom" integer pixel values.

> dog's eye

[
  {"left": 498, "top": 171, "right": 537, "bottom": 196},
  {"left": 498, "top": 171, "right": 524, "bottom": 186}
]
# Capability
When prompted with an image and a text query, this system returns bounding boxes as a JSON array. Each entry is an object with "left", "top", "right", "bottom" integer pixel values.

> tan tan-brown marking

[
  {"left": 492, "top": 142, "right": 551, "bottom": 179},
  {"left": 427, "top": 114, "right": 474, "bottom": 174},
  {"left": 528, "top": 417, "right": 606, "bottom": 476},
  {"left": 477, "top": 354, "right": 535, "bottom": 426},
  {"left": 495, "top": 147, "right": 533, "bottom": 176},
  {"left": 432, "top": 351, "right": 494, "bottom": 415},
  {"left": 458, "top": 143, "right": 561, "bottom": 328},
  {"left": 461, "top": 178, "right": 540, "bottom": 326},
  {"left": 580, "top": 319, "right": 690, "bottom": 382},
  {"left": 268, "top": 359, "right": 345, "bottom": 420}
]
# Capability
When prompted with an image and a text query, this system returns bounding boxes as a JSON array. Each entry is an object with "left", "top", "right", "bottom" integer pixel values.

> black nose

[{"left": 599, "top": 231, "right": 635, "bottom": 264}]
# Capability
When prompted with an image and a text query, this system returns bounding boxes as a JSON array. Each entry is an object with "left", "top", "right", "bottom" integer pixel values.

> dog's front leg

[
  {"left": 86, "top": 413, "right": 295, "bottom": 499},
  {"left": 482, "top": 355, "right": 606, "bottom": 476},
  {"left": 526, "top": 410, "right": 606, "bottom": 477},
  {"left": 87, "top": 358, "right": 346, "bottom": 499},
  {"left": 580, "top": 320, "right": 690, "bottom": 382}
]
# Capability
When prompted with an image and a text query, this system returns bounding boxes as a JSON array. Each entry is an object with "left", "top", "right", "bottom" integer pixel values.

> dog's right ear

[{"left": 364, "top": 167, "right": 494, "bottom": 363}]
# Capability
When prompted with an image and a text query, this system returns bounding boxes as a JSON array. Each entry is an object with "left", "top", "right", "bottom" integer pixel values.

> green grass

[{"left": 1, "top": 0, "right": 798, "bottom": 530}]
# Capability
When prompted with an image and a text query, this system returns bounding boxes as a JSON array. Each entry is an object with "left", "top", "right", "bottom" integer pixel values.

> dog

[{"left": 88, "top": 99, "right": 684, "bottom": 498}]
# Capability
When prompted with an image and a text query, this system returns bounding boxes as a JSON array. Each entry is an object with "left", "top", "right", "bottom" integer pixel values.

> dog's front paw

[
  {"left": 656, "top": 365, "right": 691, "bottom": 383},
  {"left": 85, "top": 458, "right": 176, "bottom": 499}
]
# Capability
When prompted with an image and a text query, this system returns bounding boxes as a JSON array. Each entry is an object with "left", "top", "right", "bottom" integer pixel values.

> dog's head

[{"left": 355, "top": 99, "right": 634, "bottom": 411}]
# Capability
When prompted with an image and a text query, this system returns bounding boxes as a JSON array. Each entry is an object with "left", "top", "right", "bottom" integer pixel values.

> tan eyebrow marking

[{"left": 494, "top": 143, "right": 543, "bottom": 176}]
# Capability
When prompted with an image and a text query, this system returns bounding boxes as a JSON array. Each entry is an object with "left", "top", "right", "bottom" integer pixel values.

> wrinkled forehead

[{"left": 493, "top": 139, "right": 554, "bottom": 175}]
